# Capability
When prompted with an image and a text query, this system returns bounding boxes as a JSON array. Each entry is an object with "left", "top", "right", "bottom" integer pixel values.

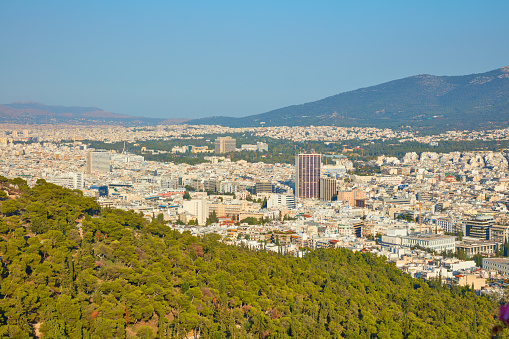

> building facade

[
  {"left": 295, "top": 154, "right": 321, "bottom": 199},
  {"left": 215, "top": 137, "right": 236, "bottom": 153},
  {"left": 337, "top": 188, "right": 366, "bottom": 207},
  {"left": 182, "top": 199, "right": 209, "bottom": 225},
  {"left": 319, "top": 178, "right": 337, "bottom": 201},
  {"left": 465, "top": 215, "right": 495, "bottom": 240},
  {"left": 483, "top": 258, "right": 509, "bottom": 276},
  {"left": 86, "top": 151, "right": 111, "bottom": 174},
  {"left": 401, "top": 234, "right": 456, "bottom": 252},
  {"left": 267, "top": 194, "right": 295, "bottom": 210},
  {"left": 255, "top": 181, "right": 272, "bottom": 194}
]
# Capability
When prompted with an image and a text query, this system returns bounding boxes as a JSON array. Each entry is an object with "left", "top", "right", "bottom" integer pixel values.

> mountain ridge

[
  {"left": 186, "top": 66, "right": 509, "bottom": 129},
  {"left": 0, "top": 101, "right": 165, "bottom": 125}
]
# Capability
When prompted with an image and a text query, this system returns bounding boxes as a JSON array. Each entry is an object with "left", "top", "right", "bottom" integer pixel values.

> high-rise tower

[{"left": 295, "top": 154, "right": 321, "bottom": 199}]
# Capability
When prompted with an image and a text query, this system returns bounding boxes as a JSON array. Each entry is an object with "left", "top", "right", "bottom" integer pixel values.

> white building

[
  {"left": 267, "top": 194, "right": 295, "bottom": 210},
  {"left": 402, "top": 234, "right": 456, "bottom": 252},
  {"left": 182, "top": 199, "right": 209, "bottom": 226},
  {"left": 86, "top": 151, "right": 111, "bottom": 174},
  {"left": 482, "top": 258, "right": 509, "bottom": 276},
  {"left": 45, "top": 172, "right": 84, "bottom": 190}
]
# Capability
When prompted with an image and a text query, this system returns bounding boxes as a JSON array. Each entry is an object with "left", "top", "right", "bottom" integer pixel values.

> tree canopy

[{"left": 0, "top": 177, "right": 506, "bottom": 338}]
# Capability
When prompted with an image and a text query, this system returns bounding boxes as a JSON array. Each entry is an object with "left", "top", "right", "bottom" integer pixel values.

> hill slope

[
  {"left": 0, "top": 177, "right": 504, "bottom": 338},
  {"left": 0, "top": 101, "right": 164, "bottom": 125},
  {"left": 188, "top": 66, "right": 509, "bottom": 129}
]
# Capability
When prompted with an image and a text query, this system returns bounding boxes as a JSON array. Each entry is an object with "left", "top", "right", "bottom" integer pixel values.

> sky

[{"left": 1, "top": 1, "right": 508, "bottom": 119}]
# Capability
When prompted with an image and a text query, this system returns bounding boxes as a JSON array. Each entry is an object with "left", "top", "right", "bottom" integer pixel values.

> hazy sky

[{"left": 1, "top": 1, "right": 508, "bottom": 119}]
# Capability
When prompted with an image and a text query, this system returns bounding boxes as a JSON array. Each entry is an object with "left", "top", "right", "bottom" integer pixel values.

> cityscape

[
  {"left": 2, "top": 124, "right": 509, "bottom": 291},
  {"left": 2, "top": 1, "right": 509, "bottom": 338}
]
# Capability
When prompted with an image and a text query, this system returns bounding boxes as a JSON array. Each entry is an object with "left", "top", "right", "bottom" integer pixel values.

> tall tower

[{"left": 295, "top": 154, "right": 321, "bottom": 199}]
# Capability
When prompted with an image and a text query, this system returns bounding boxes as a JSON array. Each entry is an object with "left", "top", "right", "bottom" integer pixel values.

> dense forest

[{"left": 0, "top": 177, "right": 507, "bottom": 338}]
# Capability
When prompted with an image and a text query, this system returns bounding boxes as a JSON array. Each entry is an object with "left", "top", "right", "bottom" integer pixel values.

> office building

[
  {"left": 319, "top": 178, "right": 337, "bottom": 201},
  {"left": 255, "top": 181, "right": 272, "bottom": 194},
  {"left": 337, "top": 188, "right": 366, "bottom": 207},
  {"left": 86, "top": 151, "right": 111, "bottom": 174},
  {"left": 182, "top": 199, "right": 209, "bottom": 226},
  {"left": 45, "top": 172, "right": 84, "bottom": 190},
  {"left": 491, "top": 225, "right": 509, "bottom": 243},
  {"left": 267, "top": 194, "right": 295, "bottom": 209},
  {"left": 215, "top": 137, "right": 236, "bottom": 153},
  {"left": 295, "top": 154, "right": 321, "bottom": 199},
  {"left": 465, "top": 215, "right": 495, "bottom": 240}
]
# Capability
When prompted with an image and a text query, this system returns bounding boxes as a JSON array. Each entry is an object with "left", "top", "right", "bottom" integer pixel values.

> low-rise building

[{"left": 482, "top": 258, "right": 509, "bottom": 276}]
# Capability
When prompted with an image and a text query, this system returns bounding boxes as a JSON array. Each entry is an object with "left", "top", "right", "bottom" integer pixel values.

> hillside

[
  {"left": 0, "top": 178, "right": 505, "bottom": 338},
  {"left": 187, "top": 66, "right": 509, "bottom": 129},
  {"left": 0, "top": 102, "right": 163, "bottom": 125}
]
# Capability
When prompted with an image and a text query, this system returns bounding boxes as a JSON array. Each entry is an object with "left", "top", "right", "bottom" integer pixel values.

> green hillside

[
  {"left": 188, "top": 66, "right": 509, "bottom": 129},
  {"left": 0, "top": 178, "right": 506, "bottom": 338}
]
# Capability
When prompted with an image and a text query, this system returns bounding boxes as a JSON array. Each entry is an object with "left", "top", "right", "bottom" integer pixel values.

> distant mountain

[
  {"left": 187, "top": 66, "right": 509, "bottom": 129},
  {"left": 0, "top": 102, "right": 165, "bottom": 125}
]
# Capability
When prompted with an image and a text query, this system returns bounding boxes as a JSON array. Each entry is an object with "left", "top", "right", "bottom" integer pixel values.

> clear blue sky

[{"left": 1, "top": 1, "right": 508, "bottom": 119}]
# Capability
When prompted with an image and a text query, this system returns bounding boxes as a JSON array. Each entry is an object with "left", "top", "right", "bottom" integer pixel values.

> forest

[{"left": 0, "top": 177, "right": 508, "bottom": 338}]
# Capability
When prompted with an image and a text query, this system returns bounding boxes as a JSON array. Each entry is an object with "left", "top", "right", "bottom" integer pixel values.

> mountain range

[
  {"left": 187, "top": 66, "right": 509, "bottom": 129},
  {"left": 0, "top": 102, "right": 167, "bottom": 125},
  {"left": 3, "top": 66, "right": 508, "bottom": 129}
]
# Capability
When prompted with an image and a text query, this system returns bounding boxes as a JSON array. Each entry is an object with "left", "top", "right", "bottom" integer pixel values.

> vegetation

[
  {"left": 87, "top": 135, "right": 509, "bottom": 168},
  {"left": 0, "top": 177, "right": 506, "bottom": 338},
  {"left": 186, "top": 67, "right": 509, "bottom": 130}
]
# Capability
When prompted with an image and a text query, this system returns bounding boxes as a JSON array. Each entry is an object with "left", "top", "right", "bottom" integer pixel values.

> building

[
  {"left": 208, "top": 200, "right": 258, "bottom": 221},
  {"left": 204, "top": 179, "right": 219, "bottom": 192},
  {"left": 491, "top": 225, "right": 509, "bottom": 243},
  {"left": 182, "top": 199, "right": 209, "bottom": 226},
  {"left": 436, "top": 217, "right": 457, "bottom": 234},
  {"left": 90, "top": 185, "right": 108, "bottom": 197},
  {"left": 45, "top": 172, "right": 84, "bottom": 190},
  {"left": 456, "top": 238, "right": 499, "bottom": 257},
  {"left": 240, "top": 144, "right": 258, "bottom": 151},
  {"left": 455, "top": 275, "right": 486, "bottom": 290},
  {"left": 86, "top": 151, "right": 111, "bottom": 174},
  {"left": 401, "top": 234, "right": 456, "bottom": 252},
  {"left": 295, "top": 154, "right": 321, "bottom": 199},
  {"left": 267, "top": 194, "right": 295, "bottom": 210},
  {"left": 337, "top": 188, "right": 366, "bottom": 207},
  {"left": 255, "top": 181, "right": 272, "bottom": 194},
  {"left": 483, "top": 258, "right": 509, "bottom": 276},
  {"left": 215, "top": 137, "right": 236, "bottom": 153},
  {"left": 465, "top": 215, "right": 495, "bottom": 240},
  {"left": 191, "top": 146, "right": 212, "bottom": 153},
  {"left": 257, "top": 142, "right": 268, "bottom": 152},
  {"left": 352, "top": 221, "right": 364, "bottom": 238},
  {"left": 319, "top": 178, "right": 337, "bottom": 201}
]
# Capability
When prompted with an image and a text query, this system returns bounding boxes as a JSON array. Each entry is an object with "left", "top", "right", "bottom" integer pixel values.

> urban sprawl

[{"left": 2, "top": 124, "right": 509, "bottom": 298}]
